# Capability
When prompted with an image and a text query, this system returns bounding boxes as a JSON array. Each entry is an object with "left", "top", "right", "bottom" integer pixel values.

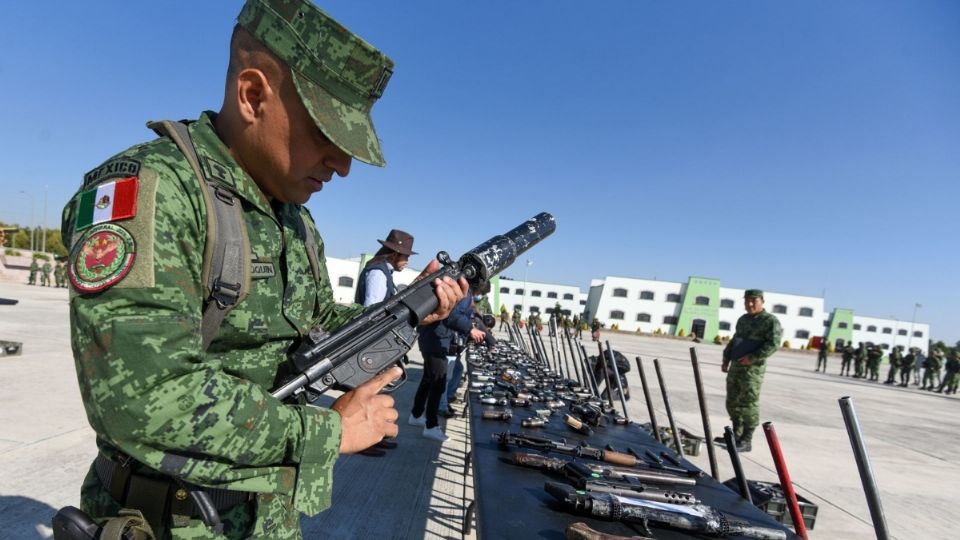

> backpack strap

[{"left": 147, "top": 120, "right": 251, "bottom": 350}]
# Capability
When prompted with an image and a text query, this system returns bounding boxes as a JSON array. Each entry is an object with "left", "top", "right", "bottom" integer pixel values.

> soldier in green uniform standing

[
  {"left": 866, "top": 345, "right": 883, "bottom": 381},
  {"left": 853, "top": 342, "right": 867, "bottom": 378},
  {"left": 815, "top": 338, "right": 829, "bottom": 372},
  {"left": 922, "top": 349, "right": 943, "bottom": 390},
  {"left": 898, "top": 349, "right": 915, "bottom": 387},
  {"left": 840, "top": 342, "right": 854, "bottom": 376},
  {"left": 937, "top": 350, "right": 959, "bottom": 394},
  {"left": 60, "top": 1, "right": 466, "bottom": 538},
  {"left": 884, "top": 345, "right": 902, "bottom": 384},
  {"left": 715, "top": 289, "right": 782, "bottom": 453},
  {"left": 40, "top": 260, "right": 52, "bottom": 287},
  {"left": 54, "top": 261, "right": 66, "bottom": 288},
  {"left": 27, "top": 257, "right": 38, "bottom": 285},
  {"left": 499, "top": 304, "right": 509, "bottom": 331}
]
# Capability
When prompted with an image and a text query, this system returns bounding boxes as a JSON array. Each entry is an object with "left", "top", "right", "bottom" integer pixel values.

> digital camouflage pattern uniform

[
  {"left": 54, "top": 261, "right": 66, "bottom": 288},
  {"left": 884, "top": 346, "right": 902, "bottom": 384},
  {"left": 28, "top": 259, "right": 38, "bottom": 285},
  {"left": 63, "top": 112, "right": 362, "bottom": 539},
  {"left": 722, "top": 307, "right": 782, "bottom": 444},
  {"left": 60, "top": 0, "right": 397, "bottom": 537},
  {"left": 41, "top": 261, "right": 52, "bottom": 286}
]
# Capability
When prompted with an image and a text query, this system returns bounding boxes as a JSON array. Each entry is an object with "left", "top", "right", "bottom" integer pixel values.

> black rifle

[
  {"left": 494, "top": 431, "right": 637, "bottom": 467},
  {"left": 272, "top": 213, "right": 555, "bottom": 399},
  {"left": 509, "top": 452, "right": 697, "bottom": 487},
  {"left": 546, "top": 482, "right": 788, "bottom": 540}
]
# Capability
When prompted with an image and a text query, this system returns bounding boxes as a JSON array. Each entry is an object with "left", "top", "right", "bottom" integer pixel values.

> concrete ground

[{"left": 1, "top": 280, "right": 956, "bottom": 539}]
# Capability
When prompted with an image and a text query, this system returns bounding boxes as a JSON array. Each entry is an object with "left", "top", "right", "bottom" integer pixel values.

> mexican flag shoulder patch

[{"left": 75, "top": 176, "right": 138, "bottom": 231}]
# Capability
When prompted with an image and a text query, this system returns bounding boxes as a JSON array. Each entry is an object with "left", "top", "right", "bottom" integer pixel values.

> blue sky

[{"left": 1, "top": 1, "right": 957, "bottom": 342}]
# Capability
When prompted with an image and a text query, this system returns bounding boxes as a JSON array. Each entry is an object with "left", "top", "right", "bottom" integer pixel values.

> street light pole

[
  {"left": 41, "top": 185, "right": 48, "bottom": 254},
  {"left": 907, "top": 303, "right": 921, "bottom": 350}
]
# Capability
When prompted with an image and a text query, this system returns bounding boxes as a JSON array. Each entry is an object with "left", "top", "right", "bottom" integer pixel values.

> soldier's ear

[{"left": 235, "top": 68, "right": 274, "bottom": 124}]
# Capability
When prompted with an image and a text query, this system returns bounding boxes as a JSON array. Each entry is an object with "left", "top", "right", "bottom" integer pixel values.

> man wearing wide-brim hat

[
  {"left": 356, "top": 229, "right": 417, "bottom": 307},
  {"left": 714, "top": 289, "right": 782, "bottom": 452}
]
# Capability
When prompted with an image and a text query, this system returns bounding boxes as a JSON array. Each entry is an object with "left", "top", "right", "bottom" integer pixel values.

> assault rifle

[
  {"left": 546, "top": 482, "right": 788, "bottom": 540},
  {"left": 272, "top": 212, "right": 556, "bottom": 400}
]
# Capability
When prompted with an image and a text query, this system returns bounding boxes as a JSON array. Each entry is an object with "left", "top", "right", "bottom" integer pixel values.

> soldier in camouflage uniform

[
  {"left": 715, "top": 289, "right": 782, "bottom": 453},
  {"left": 898, "top": 349, "right": 915, "bottom": 387},
  {"left": 884, "top": 345, "right": 902, "bottom": 384},
  {"left": 27, "top": 258, "right": 38, "bottom": 285},
  {"left": 866, "top": 345, "right": 882, "bottom": 381},
  {"left": 840, "top": 342, "right": 854, "bottom": 376},
  {"left": 922, "top": 349, "right": 943, "bottom": 390},
  {"left": 60, "top": 1, "right": 466, "bottom": 538},
  {"left": 815, "top": 338, "right": 829, "bottom": 372},
  {"left": 937, "top": 350, "right": 959, "bottom": 394},
  {"left": 54, "top": 261, "right": 66, "bottom": 288},
  {"left": 853, "top": 342, "right": 867, "bottom": 378}
]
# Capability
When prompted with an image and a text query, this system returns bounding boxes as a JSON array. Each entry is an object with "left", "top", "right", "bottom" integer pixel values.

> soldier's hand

[
  {"left": 721, "top": 361, "right": 730, "bottom": 373},
  {"left": 332, "top": 367, "right": 402, "bottom": 454},
  {"left": 469, "top": 328, "right": 485, "bottom": 343},
  {"left": 416, "top": 259, "right": 469, "bottom": 326}
]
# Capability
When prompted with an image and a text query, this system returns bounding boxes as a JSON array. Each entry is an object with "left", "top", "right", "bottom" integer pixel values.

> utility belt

[{"left": 94, "top": 453, "right": 253, "bottom": 533}]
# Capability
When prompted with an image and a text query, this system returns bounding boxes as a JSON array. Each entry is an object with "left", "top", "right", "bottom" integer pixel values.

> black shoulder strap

[{"left": 147, "top": 120, "right": 251, "bottom": 351}]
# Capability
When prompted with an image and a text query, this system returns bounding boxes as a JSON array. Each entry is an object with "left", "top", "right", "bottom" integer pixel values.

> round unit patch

[{"left": 69, "top": 223, "right": 136, "bottom": 293}]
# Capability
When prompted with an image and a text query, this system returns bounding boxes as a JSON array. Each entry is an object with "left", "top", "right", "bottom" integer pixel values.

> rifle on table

[
  {"left": 272, "top": 212, "right": 556, "bottom": 400},
  {"left": 509, "top": 453, "right": 698, "bottom": 505},
  {"left": 546, "top": 482, "right": 788, "bottom": 540},
  {"left": 495, "top": 431, "right": 637, "bottom": 467}
]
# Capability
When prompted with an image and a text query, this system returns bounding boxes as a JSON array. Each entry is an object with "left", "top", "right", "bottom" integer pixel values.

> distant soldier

[
  {"left": 884, "top": 345, "right": 902, "bottom": 384},
  {"left": 591, "top": 318, "right": 601, "bottom": 342},
  {"left": 475, "top": 293, "right": 492, "bottom": 316},
  {"left": 866, "top": 345, "right": 883, "bottom": 381},
  {"left": 572, "top": 314, "right": 582, "bottom": 339},
  {"left": 54, "top": 261, "right": 66, "bottom": 288},
  {"left": 853, "top": 342, "right": 867, "bottom": 378},
  {"left": 937, "top": 351, "right": 959, "bottom": 394},
  {"left": 40, "top": 260, "right": 52, "bottom": 287},
  {"left": 913, "top": 350, "right": 926, "bottom": 385},
  {"left": 922, "top": 349, "right": 943, "bottom": 390},
  {"left": 898, "top": 349, "right": 915, "bottom": 387},
  {"left": 815, "top": 339, "right": 829, "bottom": 372},
  {"left": 27, "top": 258, "right": 39, "bottom": 285},
  {"left": 840, "top": 343, "right": 854, "bottom": 376},
  {"left": 499, "top": 305, "right": 509, "bottom": 330}
]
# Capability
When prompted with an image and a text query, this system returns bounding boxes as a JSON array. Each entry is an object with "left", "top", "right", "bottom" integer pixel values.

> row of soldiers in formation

[
  {"left": 815, "top": 342, "right": 959, "bottom": 394},
  {"left": 27, "top": 259, "right": 68, "bottom": 288}
]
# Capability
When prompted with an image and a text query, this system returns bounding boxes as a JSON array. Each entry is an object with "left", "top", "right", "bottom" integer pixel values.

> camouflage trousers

[
  {"left": 725, "top": 364, "right": 766, "bottom": 435},
  {"left": 80, "top": 464, "right": 302, "bottom": 539}
]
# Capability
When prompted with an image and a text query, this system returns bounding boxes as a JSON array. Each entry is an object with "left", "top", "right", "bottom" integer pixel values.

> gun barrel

[{"left": 458, "top": 212, "right": 556, "bottom": 284}]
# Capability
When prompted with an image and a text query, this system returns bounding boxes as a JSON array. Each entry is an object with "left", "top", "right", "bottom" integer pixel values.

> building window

[
  {"left": 531, "top": 290, "right": 542, "bottom": 297},
  {"left": 772, "top": 304, "right": 787, "bottom": 314},
  {"left": 695, "top": 296, "right": 710, "bottom": 306},
  {"left": 337, "top": 276, "right": 354, "bottom": 287},
  {"left": 610, "top": 310, "right": 624, "bottom": 320},
  {"left": 500, "top": 287, "right": 510, "bottom": 294},
  {"left": 796, "top": 330, "right": 810, "bottom": 339},
  {"left": 640, "top": 291, "right": 655, "bottom": 300},
  {"left": 880, "top": 343, "right": 890, "bottom": 350},
  {"left": 637, "top": 313, "right": 651, "bottom": 322},
  {"left": 580, "top": 300, "right": 586, "bottom": 305},
  {"left": 721, "top": 299, "right": 735, "bottom": 308},
  {"left": 663, "top": 316, "right": 678, "bottom": 325},
  {"left": 563, "top": 293, "right": 574, "bottom": 300},
  {"left": 867, "top": 325, "right": 877, "bottom": 333},
  {"left": 547, "top": 291, "right": 558, "bottom": 299},
  {"left": 853, "top": 324, "right": 862, "bottom": 330},
  {"left": 666, "top": 293, "right": 681, "bottom": 303},
  {"left": 823, "top": 320, "right": 830, "bottom": 327},
  {"left": 613, "top": 288, "right": 628, "bottom": 298},
  {"left": 898, "top": 329, "right": 907, "bottom": 336},
  {"left": 513, "top": 304, "right": 522, "bottom": 311},
  {"left": 719, "top": 321, "right": 731, "bottom": 331},
  {"left": 913, "top": 331, "right": 923, "bottom": 338},
  {"left": 515, "top": 288, "right": 524, "bottom": 295},
  {"left": 799, "top": 307, "right": 814, "bottom": 317},
  {"left": 838, "top": 322, "right": 848, "bottom": 329},
  {"left": 530, "top": 306, "right": 540, "bottom": 313},
  {"left": 882, "top": 327, "right": 892, "bottom": 334}
]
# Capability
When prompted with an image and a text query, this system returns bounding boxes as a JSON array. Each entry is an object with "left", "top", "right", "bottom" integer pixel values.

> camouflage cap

[
  {"left": 237, "top": 0, "right": 394, "bottom": 166},
  {"left": 744, "top": 289, "right": 764, "bottom": 298}
]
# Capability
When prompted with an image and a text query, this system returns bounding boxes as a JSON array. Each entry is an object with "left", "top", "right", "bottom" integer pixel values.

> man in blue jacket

[{"left": 409, "top": 291, "right": 483, "bottom": 440}]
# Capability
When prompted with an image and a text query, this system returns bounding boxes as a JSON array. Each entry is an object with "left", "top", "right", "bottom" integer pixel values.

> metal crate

[{"left": 723, "top": 478, "right": 818, "bottom": 530}]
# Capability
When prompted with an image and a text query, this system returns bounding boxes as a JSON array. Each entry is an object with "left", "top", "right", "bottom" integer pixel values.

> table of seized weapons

[{"left": 462, "top": 329, "right": 800, "bottom": 540}]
